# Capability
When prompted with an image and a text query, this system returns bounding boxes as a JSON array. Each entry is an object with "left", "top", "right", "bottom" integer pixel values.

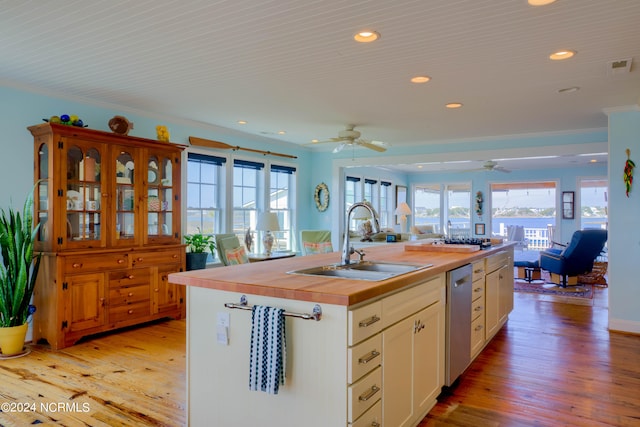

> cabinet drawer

[
  {"left": 64, "top": 253, "right": 128, "bottom": 273},
  {"left": 350, "top": 399, "right": 381, "bottom": 427},
  {"left": 383, "top": 274, "right": 443, "bottom": 328},
  {"left": 349, "top": 301, "right": 383, "bottom": 346},
  {"left": 131, "top": 249, "right": 182, "bottom": 267},
  {"left": 348, "top": 334, "right": 382, "bottom": 384},
  {"left": 471, "top": 297, "right": 484, "bottom": 321},
  {"left": 472, "top": 260, "right": 486, "bottom": 282},
  {"left": 472, "top": 279, "right": 485, "bottom": 302},
  {"left": 109, "top": 284, "right": 150, "bottom": 306},
  {"left": 486, "top": 251, "right": 509, "bottom": 273},
  {"left": 471, "top": 315, "right": 485, "bottom": 357},
  {"left": 109, "top": 301, "right": 151, "bottom": 323},
  {"left": 109, "top": 269, "right": 151, "bottom": 288},
  {"left": 348, "top": 366, "right": 382, "bottom": 423}
]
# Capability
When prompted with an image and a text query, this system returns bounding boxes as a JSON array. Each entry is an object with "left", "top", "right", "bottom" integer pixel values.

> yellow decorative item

[
  {"left": 156, "top": 125, "right": 170, "bottom": 142},
  {"left": 0, "top": 323, "right": 28, "bottom": 356}
]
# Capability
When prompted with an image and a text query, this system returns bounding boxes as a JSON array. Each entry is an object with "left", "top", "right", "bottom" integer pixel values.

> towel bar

[{"left": 224, "top": 295, "right": 322, "bottom": 321}]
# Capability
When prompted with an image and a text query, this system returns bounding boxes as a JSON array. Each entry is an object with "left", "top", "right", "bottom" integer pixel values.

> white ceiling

[{"left": 2, "top": 0, "right": 639, "bottom": 171}]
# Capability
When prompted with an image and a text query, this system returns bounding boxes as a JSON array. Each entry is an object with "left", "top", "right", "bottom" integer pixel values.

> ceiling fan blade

[
  {"left": 332, "top": 142, "right": 347, "bottom": 153},
  {"left": 359, "top": 141, "right": 386, "bottom": 152}
]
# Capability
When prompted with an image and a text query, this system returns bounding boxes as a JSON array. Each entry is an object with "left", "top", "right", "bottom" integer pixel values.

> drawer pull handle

[
  {"left": 128, "top": 309, "right": 134, "bottom": 314},
  {"left": 475, "top": 325, "right": 484, "bottom": 331},
  {"left": 358, "top": 350, "right": 380, "bottom": 365},
  {"left": 474, "top": 269, "right": 484, "bottom": 273},
  {"left": 474, "top": 287, "right": 483, "bottom": 292},
  {"left": 358, "top": 385, "right": 380, "bottom": 402},
  {"left": 127, "top": 275, "right": 135, "bottom": 279},
  {"left": 474, "top": 306, "right": 483, "bottom": 312},
  {"left": 137, "top": 257, "right": 144, "bottom": 262},
  {"left": 172, "top": 254, "right": 178, "bottom": 259},
  {"left": 72, "top": 263, "right": 82, "bottom": 268},
  {"left": 128, "top": 292, "right": 134, "bottom": 297},
  {"left": 117, "top": 259, "right": 125, "bottom": 264},
  {"left": 371, "top": 423, "right": 380, "bottom": 427},
  {"left": 359, "top": 315, "right": 381, "bottom": 328}
]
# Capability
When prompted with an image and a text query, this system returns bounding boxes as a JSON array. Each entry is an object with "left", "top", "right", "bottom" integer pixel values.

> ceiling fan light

[
  {"left": 411, "top": 75, "right": 431, "bottom": 83},
  {"left": 354, "top": 30, "right": 380, "bottom": 43},
  {"left": 550, "top": 50, "right": 576, "bottom": 60}
]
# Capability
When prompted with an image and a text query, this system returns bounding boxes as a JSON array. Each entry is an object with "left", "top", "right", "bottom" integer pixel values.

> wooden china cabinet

[{"left": 29, "top": 123, "right": 186, "bottom": 349}]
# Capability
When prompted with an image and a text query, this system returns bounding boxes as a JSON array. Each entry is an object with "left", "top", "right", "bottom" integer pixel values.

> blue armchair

[{"left": 539, "top": 229, "right": 608, "bottom": 287}]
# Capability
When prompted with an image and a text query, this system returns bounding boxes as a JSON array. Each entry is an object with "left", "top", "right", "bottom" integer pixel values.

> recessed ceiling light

[
  {"left": 590, "top": 159, "right": 598, "bottom": 163},
  {"left": 411, "top": 75, "right": 431, "bottom": 83},
  {"left": 354, "top": 30, "right": 380, "bottom": 43},
  {"left": 550, "top": 50, "right": 576, "bottom": 60},
  {"left": 528, "top": 0, "right": 556, "bottom": 6},
  {"left": 237, "top": 120, "right": 247, "bottom": 125},
  {"left": 446, "top": 103, "right": 463, "bottom": 109},
  {"left": 277, "top": 130, "right": 286, "bottom": 135},
  {"left": 557, "top": 86, "right": 580, "bottom": 93}
]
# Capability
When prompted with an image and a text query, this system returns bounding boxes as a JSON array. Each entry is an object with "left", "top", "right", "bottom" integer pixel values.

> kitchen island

[{"left": 169, "top": 242, "right": 514, "bottom": 427}]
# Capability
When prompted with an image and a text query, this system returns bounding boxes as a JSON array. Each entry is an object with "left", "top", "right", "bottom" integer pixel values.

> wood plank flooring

[{"left": 1, "top": 286, "right": 638, "bottom": 427}]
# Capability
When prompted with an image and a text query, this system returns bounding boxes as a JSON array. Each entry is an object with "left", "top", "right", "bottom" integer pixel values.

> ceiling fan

[
  {"left": 466, "top": 160, "right": 512, "bottom": 173},
  {"left": 314, "top": 125, "right": 387, "bottom": 153}
]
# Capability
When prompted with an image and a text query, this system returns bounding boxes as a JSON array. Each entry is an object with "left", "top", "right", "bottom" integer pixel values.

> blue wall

[{"left": 1, "top": 83, "right": 638, "bottom": 333}]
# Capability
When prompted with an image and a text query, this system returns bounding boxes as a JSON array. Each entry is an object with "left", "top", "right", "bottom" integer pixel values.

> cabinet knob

[
  {"left": 358, "top": 385, "right": 380, "bottom": 402},
  {"left": 358, "top": 315, "right": 381, "bottom": 328},
  {"left": 137, "top": 257, "right": 144, "bottom": 262},
  {"left": 474, "top": 306, "right": 483, "bottom": 312},
  {"left": 128, "top": 292, "right": 134, "bottom": 297},
  {"left": 117, "top": 259, "right": 125, "bottom": 264},
  {"left": 474, "top": 287, "right": 482, "bottom": 293},
  {"left": 128, "top": 309, "right": 134, "bottom": 314},
  {"left": 172, "top": 254, "right": 178, "bottom": 259},
  {"left": 358, "top": 350, "right": 381, "bottom": 365},
  {"left": 475, "top": 325, "right": 484, "bottom": 331},
  {"left": 99, "top": 298, "right": 105, "bottom": 307},
  {"left": 154, "top": 288, "right": 159, "bottom": 292},
  {"left": 127, "top": 275, "right": 134, "bottom": 279},
  {"left": 72, "top": 263, "right": 82, "bottom": 268}
]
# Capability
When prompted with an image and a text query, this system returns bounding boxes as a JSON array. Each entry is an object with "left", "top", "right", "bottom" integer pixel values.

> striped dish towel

[{"left": 249, "top": 305, "right": 286, "bottom": 394}]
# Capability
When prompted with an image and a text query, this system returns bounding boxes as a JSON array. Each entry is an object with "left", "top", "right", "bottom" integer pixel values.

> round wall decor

[{"left": 314, "top": 182, "right": 330, "bottom": 212}]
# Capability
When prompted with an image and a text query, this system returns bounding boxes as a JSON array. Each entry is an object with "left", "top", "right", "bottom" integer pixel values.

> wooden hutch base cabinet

[{"left": 30, "top": 123, "right": 186, "bottom": 349}]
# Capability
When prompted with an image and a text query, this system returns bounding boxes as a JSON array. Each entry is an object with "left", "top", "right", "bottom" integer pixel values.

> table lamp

[
  {"left": 256, "top": 212, "right": 280, "bottom": 255},
  {"left": 352, "top": 204, "right": 373, "bottom": 241},
  {"left": 395, "top": 202, "right": 412, "bottom": 233}
]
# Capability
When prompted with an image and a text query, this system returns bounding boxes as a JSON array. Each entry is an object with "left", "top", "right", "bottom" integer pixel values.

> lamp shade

[
  {"left": 352, "top": 205, "right": 373, "bottom": 220},
  {"left": 395, "top": 202, "right": 412, "bottom": 216},
  {"left": 256, "top": 212, "right": 280, "bottom": 231}
]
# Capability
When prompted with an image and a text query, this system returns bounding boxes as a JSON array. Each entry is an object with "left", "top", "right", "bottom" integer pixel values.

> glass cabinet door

[
  {"left": 35, "top": 142, "right": 49, "bottom": 245},
  {"left": 115, "top": 149, "right": 137, "bottom": 244},
  {"left": 65, "top": 144, "right": 103, "bottom": 247},
  {"left": 146, "top": 152, "right": 177, "bottom": 243}
]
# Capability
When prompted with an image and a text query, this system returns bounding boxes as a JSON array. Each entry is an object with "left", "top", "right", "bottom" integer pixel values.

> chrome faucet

[{"left": 341, "top": 202, "right": 380, "bottom": 265}]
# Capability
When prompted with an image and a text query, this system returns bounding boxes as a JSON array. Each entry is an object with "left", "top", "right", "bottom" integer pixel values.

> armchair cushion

[
  {"left": 225, "top": 246, "right": 249, "bottom": 265},
  {"left": 302, "top": 241, "right": 333, "bottom": 254}
]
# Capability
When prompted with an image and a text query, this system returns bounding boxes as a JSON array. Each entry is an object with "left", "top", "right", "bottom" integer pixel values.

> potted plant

[
  {"left": 0, "top": 187, "right": 41, "bottom": 356},
  {"left": 184, "top": 229, "right": 216, "bottom": 270}
]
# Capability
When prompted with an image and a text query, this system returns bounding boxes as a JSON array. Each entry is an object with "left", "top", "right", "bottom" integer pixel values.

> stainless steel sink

[{"left": 287, "top": 261, "right": 432, "bottom": 281}]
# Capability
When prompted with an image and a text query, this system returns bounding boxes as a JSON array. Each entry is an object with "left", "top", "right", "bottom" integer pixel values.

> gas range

[{"left": 443, "top": 237, "right": 492, "bottom": 249}]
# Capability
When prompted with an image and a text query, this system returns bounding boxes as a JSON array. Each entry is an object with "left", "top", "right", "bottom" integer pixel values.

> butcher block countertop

[{"left": 169, "top": 242, "right": 514, "bottom": 307}]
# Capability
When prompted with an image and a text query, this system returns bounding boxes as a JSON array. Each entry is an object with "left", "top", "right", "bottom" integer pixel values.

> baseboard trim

[{"left": 609, "top": 318, "right": 640, "bottom": 335}]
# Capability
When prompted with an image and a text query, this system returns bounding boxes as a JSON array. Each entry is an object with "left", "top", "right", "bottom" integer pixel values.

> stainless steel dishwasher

[{"left": 445, "top": 263, "right": 473, "bottom": 386}]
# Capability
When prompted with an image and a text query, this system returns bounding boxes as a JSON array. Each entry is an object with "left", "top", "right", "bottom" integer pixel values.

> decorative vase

[
  {"left": 186, "top": 252, "right": 208, "bottom": 271},
  {"left": 0, "top": 323, "right": 28, "bottom": 356}
]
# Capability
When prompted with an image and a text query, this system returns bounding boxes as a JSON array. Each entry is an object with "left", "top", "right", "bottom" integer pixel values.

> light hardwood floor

[{"left": 1, "top": 287, "right": 638, "bottom": 427}]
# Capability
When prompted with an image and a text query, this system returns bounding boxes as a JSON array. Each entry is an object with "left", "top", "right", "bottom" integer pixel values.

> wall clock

[{"left": 314, "top": 182, "right": 330, "bottom": 212}]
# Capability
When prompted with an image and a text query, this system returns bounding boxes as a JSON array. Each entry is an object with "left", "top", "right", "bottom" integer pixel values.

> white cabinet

[
  {"left": 485, "top": 250, "right": 514, "bottom": 340},
  {"left": 470, "top": 259, "right": 486, "bottom": 358},
  {"left": 382, "top": 275, "right": 445, "bottom": 427}
]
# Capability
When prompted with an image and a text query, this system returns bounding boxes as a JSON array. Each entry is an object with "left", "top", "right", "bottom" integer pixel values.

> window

[
  {"left": 233, "top": 159, "right": 263, "bottom": 237},
  {"left": 413, "top": 183, "right": 471, "bottom": 236},
  {"left": 580, "top": 178, "right": 607, "bottom": 230},
  {"left": 414, "top": 184, "right": 441, "bottom": 232},
  {"left": 270, "top": 164, "right": 296, "bottom": 251},
  {"left": 379, "top": 181, "right": 392, "bottom": 229},
  {"left": 186, "top": 153, "right": 225, "bottom": 235},
  {"left": 491, "top": 181, "right": 556, "bottom": 250}
]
